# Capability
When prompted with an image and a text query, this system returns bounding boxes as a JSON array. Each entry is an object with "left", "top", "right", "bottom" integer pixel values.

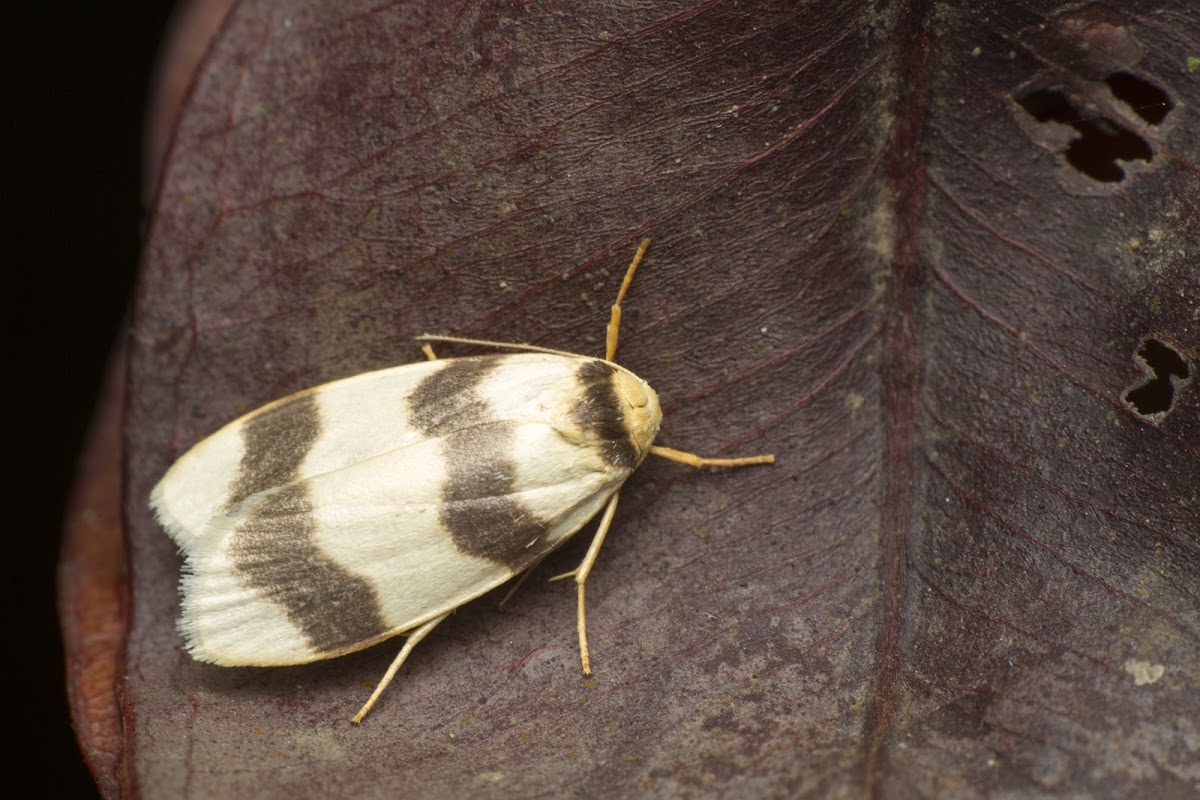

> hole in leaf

[
  {"left": 1018, "top": 88, "right": 1152, "bottom": 182},
  {"left": 1104, "top": 72, "right": 1172, "bottom": 125},
  {"left": 1123, "top": 338, "right": 1190, "bottom": 417}
]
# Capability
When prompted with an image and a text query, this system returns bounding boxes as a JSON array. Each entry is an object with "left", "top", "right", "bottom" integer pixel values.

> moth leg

[
  {"left": 605, "top": 238, "right": 651, "bottom": 361},
  {"left": 650, "top": 445, "right": 774, "bottom": 468},
  {"left": 352, "top": 612, "right": 449, "bottom": 724},
  {"left": 498, "top": 564, "right": 538, "bottom": 608},
  {"left": 421, "top": 343, "right": 438, "bottom": 361},
  {"left": 549, "top": 491, "right": 621, "bottom": 675}
]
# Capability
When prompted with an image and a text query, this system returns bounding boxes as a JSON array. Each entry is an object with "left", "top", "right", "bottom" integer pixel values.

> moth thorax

[{"left": 614, "top": 369, "right": 662, "bottom": 457}]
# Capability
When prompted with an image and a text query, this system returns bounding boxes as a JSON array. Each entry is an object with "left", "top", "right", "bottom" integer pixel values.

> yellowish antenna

[{"left": 605, "top": 237, "right": 651, "bottom": 362}]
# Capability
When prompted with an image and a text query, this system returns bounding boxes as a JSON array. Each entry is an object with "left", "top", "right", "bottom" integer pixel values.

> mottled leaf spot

[{"left": 1123, "top": 338, "right": 1190, "bottom": 418}]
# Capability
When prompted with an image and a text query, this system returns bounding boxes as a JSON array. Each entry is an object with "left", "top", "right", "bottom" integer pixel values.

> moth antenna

[
  {"left": 414, "top": 335, "right": 581, "bottom": 359},
  {"left": 650, "top": 445, "right": 775, "bottom": 468},
  {"left": 605, "top": 238, "right": 651, "bottom": 362}
]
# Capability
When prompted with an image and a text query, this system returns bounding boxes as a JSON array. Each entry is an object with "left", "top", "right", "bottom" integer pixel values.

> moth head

[
  {"left": 612, "top": 368, "right": 662, "bottom": 460},
  {"left": 568, "top": 359, "right": 661, "bottom": 469}
]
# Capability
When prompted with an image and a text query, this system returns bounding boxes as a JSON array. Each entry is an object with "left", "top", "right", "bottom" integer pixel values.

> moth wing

[
  {"left": 151, "top": 358, "right": 449, "bottom": 549},
  {"left": 152, "top": 354, "right": 594, "bottom": 550},
  {"left": 178, "top": 419, "right": 631, "bottom": 666}
]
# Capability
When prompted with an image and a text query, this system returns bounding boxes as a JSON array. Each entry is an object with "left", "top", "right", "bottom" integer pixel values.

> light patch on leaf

[
  {"left": 474, "top": 771, "right": 505, "bottom": 786},
  {"left": 288, "top": 728, "right": 346, "bottom": 761},
  {"left": 1123, "top": 658, "right": 1165, "bottom": 686}
]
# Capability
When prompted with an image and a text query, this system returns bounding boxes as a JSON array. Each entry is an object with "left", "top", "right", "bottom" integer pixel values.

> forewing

[
  {"left": 178, "top": 419, "right": 629, "bottom": 666},
  {"left": 151, "top": 353, "right": 589, "bottom": 549}
]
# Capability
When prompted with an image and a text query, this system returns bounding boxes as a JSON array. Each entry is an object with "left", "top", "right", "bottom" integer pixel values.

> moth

[{"left": 151, "top": 239, "right": 774, "bottom": 723}]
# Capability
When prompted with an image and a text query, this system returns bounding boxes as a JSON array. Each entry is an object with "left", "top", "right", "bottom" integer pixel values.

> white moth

[{"left": 151, "top": 239, "right": 774, "bottom": 723}]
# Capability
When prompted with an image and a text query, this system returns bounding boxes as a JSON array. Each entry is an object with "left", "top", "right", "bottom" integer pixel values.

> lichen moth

[{"left": 150, "top": 239, "right": 774, "bottom": 723}]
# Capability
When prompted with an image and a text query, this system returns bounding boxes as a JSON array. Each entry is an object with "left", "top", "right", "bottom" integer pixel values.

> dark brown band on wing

[
  {"left": 439, "top": 422, "right": 551, "bottom": 569},
  {"left": 228, "top": 389, "right": 388, "bottom": 654},
  {"left": 409, "top": 357, "right": 497, "bottom": 435},
  {"left": 228, "top": 484, "right": 389, "bottom": 654},
  {"left": 227, "top": 393, "right": 321, "bottom": 508},
  {"left": 410, "top": 357, "right": 551, "bottom": 570},
  {"left": 573, "top": 360, "right": 639, "bottom": 469}
]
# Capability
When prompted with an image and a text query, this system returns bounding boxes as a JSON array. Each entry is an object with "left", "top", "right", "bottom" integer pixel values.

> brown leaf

[
  {"left": 60, "top": 347, "right": 131, "bottom": 799},
  {"left": 113, "top": 1, "right": 1200, "bottom": 797}
]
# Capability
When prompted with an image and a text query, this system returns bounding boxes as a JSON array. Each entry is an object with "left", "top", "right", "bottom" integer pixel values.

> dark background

[{"left": 10, "top": 4, "right": 175, "bottom": 795}]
